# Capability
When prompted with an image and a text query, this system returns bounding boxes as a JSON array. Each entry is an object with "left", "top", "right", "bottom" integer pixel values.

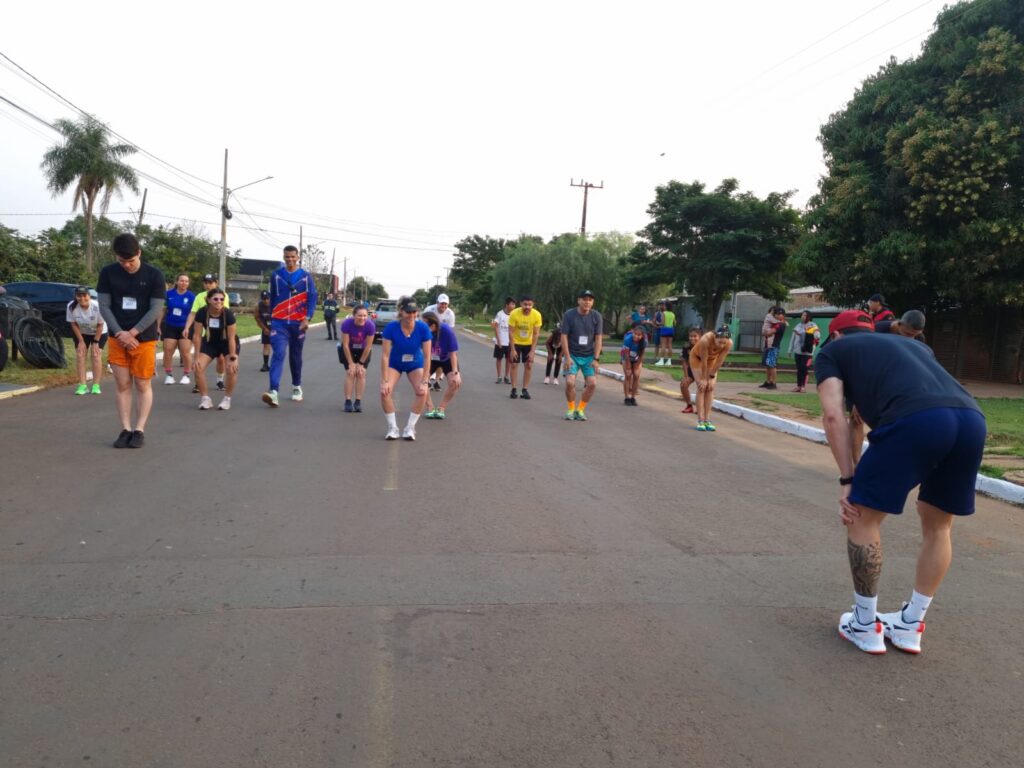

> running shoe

[
  {"left": 353, "top": 400, "right": 362, "bottom": 412},
  {"left": 520, "top": 389, "right": 531, "bottom": 400},
  {"left": 695, "top": 422, "right": 708, "bottom": 431},
  {"left": 574, "top": 410, "right": 587, "bottom": 421},
  {"left": 765, "top": 383, "right": 778, "bottom": 390},
  {"left": 90, "top": 383, "right": 101, "bottom": 395},
  {"left": 164, "top": 374, "right": 175, "bottom": 385},
  {"left": 291, "top": 386, "right": 303, "bottom": 402},
  {"left": 113, "top": 429, "right": 133, "bottom": 449},
  {"left": 503, "top": 376, "right": 511, "bottom": 384},
  {"left": 564, "top": 409, "right": 576, "bottom": 420},
  {"left": 434, "top": 410, "right": 446, "bottom": 420},
  {"left": 624, "top": 397, "right": 631, "bottom": 405},
  {"left": 344, "top": 399, "right": 353, "bottom": 413},
  {"left": 553, "top": 377, "right": 560, "bottom": 385},
  {"left": 180, "top": 374, "right": 191, "bottom": 385},
  {"left": 401, "top": 425, "right": 416, "bottom": 441},
  {"left": 838, "top": 610, "right": 886, "bottom": 655},
  {"left": 424, "top": 408, "right": 437, "bottom": 419},
  {"left": 128, "top": 430, "right": 145, "bottom": 449},
  {"left": 681, "top": 404, "right": 695, "bottom": 413},
  {"left": 262, "top": 390, "right": 279, "bottom": 407},
  {"left": 544, "top": 376, "right": 551, "bottom": 384},
  {"left": 199, "top": 395, "right": 213, "bottom": 410},
  {"left": 192, "top": 384, "right": 200, "bottom": 394},
  {"left": 260, "top": 364, "right": 270, "bottom": 372},
  {"left": 432, "top": 379, "right": 442, "bottom": 391},
  {"left": 75, "top": 384, "right": 88, "bottom": 395},
  {"left": 217, "top": 396, "right": 232, "bottom": 411},
  {"left": 495, "top": 377, "right": 503, "bottom": 384},
  {"left": 878, "top": 605, "right": 925, "bottom": 654},
  {"left": 217, "top": 379, "right": 226, "bottom": 391},
  {"left": 757, "top": 382, "right": 770, "bottom": 389},
  {"left": 629, "top": 397, "right": 638, "bottom": 406},
  {"left": 385, "top": 425, "right": 400, "bottom": 440},
  {"left": 704, "top": 422, "right": 717, "bottom": 431},
  {"left": 510, "top": 388, "right": 518, "bottom": 399}
]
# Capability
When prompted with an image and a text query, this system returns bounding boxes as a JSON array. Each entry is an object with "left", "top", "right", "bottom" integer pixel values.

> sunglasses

[{"left": 210, "top": 297, "right": 225, "bottom": 302}]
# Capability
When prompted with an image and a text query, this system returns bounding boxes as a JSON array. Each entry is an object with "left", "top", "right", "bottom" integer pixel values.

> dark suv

[{"left": 1, "top": 282, "right": 97, "bottom": 337}]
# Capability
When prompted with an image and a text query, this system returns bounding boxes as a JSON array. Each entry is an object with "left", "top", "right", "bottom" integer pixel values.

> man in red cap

[{"left": 815, "top": 309, "right": 986, "bottom": 655}]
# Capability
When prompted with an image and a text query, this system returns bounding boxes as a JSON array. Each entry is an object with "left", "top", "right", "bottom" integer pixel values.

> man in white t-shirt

[
  {"left": 424, "top": 293, "right": 456, "bottom": 327},
  {"left": 490, "top": 296, "right": 515, "bottom": 384}
]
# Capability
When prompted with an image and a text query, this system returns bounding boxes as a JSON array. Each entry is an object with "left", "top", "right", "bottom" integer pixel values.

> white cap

[{"left": 437, "top": 293, "right": 450, "bottom": 304}]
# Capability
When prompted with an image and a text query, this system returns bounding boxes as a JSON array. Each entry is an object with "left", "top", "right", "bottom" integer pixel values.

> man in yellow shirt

[{"left": 507, "top": 294, "right": 543, "bottom": 400}]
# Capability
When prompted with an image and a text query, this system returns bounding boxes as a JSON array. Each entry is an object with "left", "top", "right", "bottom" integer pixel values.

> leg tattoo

[{"left": 847, "top": 539, "right": 883, "bottom": 597}]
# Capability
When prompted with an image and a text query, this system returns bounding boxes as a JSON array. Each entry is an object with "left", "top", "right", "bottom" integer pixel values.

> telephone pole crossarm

[{"left": 570, "top": 179, "right": 604, "bottom": 236}]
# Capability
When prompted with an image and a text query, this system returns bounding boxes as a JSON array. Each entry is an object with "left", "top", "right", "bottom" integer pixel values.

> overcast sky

[{"left": 1, "top": 0, "right": 954, "bottom": 297}]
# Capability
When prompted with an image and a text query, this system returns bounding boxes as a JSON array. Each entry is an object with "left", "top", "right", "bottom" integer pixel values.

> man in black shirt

[
  {"left": 256, "top": 291, "right": 273, "bottom": 371},
  {"left": 323, "top": 293, "right": 339, "bottom": 340},
  {"left": 97, "top": 233, "right": 166, "bottom": 448},
  {"left": 816, "top": 310, "right": 986, "bottom": 655}
]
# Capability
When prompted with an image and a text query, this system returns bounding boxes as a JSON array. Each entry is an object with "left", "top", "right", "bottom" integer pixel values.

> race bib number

[
  {"left": 578, "top": 335, "right": 588, "bottom": 345},
  {"left": 122, "top": 297, "right": 137, "bottom": 311},
  {"left": 401, "top": 354, "right": 414, "bottom": 363},
  {"left": 431, "top": 352, "right": 441, "bottom": 360},
  {"left": 172, "top": 308, "right": 182, "bottom": 316},
  {"left": 209, "top": 318, "right": 221, "bottom": 329},
  {"left": 519, "top": 329, "right": 529, "bottom": 338}
]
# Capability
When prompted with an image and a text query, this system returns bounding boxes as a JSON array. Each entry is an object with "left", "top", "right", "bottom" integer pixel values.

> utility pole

[
  {"left": 342, "top": 257, "right": 348, "bottom": 304},
  {"left": 329, "top": 248, "right": 336, "bottom": 295},
  {"left": 219, "top": 149, "right": 229, "bottom": 287},
  {"left": 136, "top": 188, "right": 148, "bottom": 232},
  {"left": 299, "top": 226, "right": 304, "bottom": 266},
  {"left": 570, "top": 178, "right": 604, "bottom": 237}
]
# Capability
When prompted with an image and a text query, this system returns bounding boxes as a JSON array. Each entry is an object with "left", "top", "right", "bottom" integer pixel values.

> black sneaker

[
  {"left": 216, "top": 380, "right": 226, "bottom": 391},
  {"left": 503, "top": 377, "right": 511, "bottom": 385},
  {"left": 128, "top": 430, "right": 145, "bottom": 448},
  {"left": 624, "top": 397, "right": 631, "bottom": 405},
  {"left": 353, "top": 399, "right": 362, "bottom": 412},
  {"left": 765, "top": 383, "right": 778, "bottom": 390},
  {"left": 629, "top": 397, "right": 638, "bottom": 406},
  {"left": 432, "top": 380, "right": 442, "bottom": 391},
  {"left": 113, "top": 429, "right": 132, "bottom": 449},
  {"left": 259, "top": 364, "right": 269, "bottom": 372},
  {"left": 757, "top": 382, "right": 770, "bottom": 389},
  {"left": 192, "top": 384, "right": 200, "bottom": 394},
  {"left": 510, "top": 388, "right": 518, "bottom": 399},
  {"left": 520, "top": 389, "right": 531, "bottom": 400}
]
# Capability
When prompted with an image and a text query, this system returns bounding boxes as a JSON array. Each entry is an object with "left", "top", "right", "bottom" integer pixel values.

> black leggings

[
  {"left": 795, "top": 354, "right": 811, "bottom": 387},
  {"left": 545, "top": 354, "right": 562, "bottom": 378}
]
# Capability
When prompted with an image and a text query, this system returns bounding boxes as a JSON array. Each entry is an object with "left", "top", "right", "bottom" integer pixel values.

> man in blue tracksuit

[{"left": 262, "top": 245, "right": 317, "bottom": 407}]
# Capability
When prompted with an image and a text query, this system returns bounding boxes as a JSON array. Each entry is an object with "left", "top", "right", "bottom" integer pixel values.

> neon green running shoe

[
  {"left": 434, "top": 409, "right": 446, "bottom": 420},
  {"left": 695, "top": 421, "right": 708, "bottom": 431},
  {"left": 564, "top": 409, "right": 576, "bottom": 420},
  {"left": 574, "top": 410, "right": 588, "bottom": 421},
  {"left": 74, "top": 384, "right": 88, "bottom": 395},
  {"left": 704, "top": 421, "right": 717, "bottom": 432},
  {"left": 90, "top": 383, "right": 101, "bottom": 394}
]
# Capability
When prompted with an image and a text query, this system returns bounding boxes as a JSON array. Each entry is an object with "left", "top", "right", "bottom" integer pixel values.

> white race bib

[
  {"left": 518, "top": 329, "right": 529, "bottom": 338},
  {"left": 209, "top": 318, "right": 221, "bottom": 329},
  {"left": 578, "top": 335, "right": 588, "bottom": 345},
  {"left": 401, "top": 354, "right": 414, "bottom": 363},
  {"left": 172, "top": 308, "right": 182, "bottom": 316},
  {"left": 122, "top": 297, "right": 137, "bottom": 311}
]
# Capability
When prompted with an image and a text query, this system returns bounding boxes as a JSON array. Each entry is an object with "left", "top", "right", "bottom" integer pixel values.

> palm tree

[{"left": 40, "top": 116, "right": 139, "bottom": 272}]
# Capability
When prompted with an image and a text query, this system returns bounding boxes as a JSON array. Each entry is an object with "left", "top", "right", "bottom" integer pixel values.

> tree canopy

[
  {"left": 632, "top": 179, "right": 802, "bottom": 326},
  {"left": 449, "top": 234, "right": 509, "bottom": 312},
  {"left": 40, "top": 116, "right": 139, "bottom": 272},
  {"left": 796, "top": 0, "right": 1024, "bottom": 310}
]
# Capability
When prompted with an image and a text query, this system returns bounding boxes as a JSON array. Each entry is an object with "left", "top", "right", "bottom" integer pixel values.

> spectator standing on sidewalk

[
  {"left": 97, "top": 233, "right": 165, "bottom": 449},
  {"left": 759, "top": 307, "right": 787, "bottom": 390},
  {"left": 789, "top": 310, "right": 820, "bottom": 393},
  {"left": 491, "top": 297, "right": 515, "bottom": 384},
  {"left": 868, "top": 294, "right": 896, "bottom": 325},
  {"left": 323, "top": 292, "right": 339, "bottom": 340}
]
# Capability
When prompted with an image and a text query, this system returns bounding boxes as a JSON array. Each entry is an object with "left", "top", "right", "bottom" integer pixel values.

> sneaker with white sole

[
  {"left": 292, "top": 386, "right": 303, "bottom": 402},
  {"left": 180, "top": 374, "right": 191, "bottom": 385},
  {"left": 216, "top": 379, "right": 226, "bottom": 391},
  {"left": 262, "top": 390, "right": 279, "bottom": 407},
  {"left": 878, "top": 605, "right": 925, "bottom": 654},
  {"left": 217, "top": 396, "right": 232, "bottom": 411},
  {"left": 544, "top": 376, "right": 551, "bottom": 384},
  {"left": 164, "top": 374, "right": 175, "bottom": 385},
  {"left": 198, "top": 395, "right": 213, "bottom": 410},
  {"left": 401, "top": 425, "right": 416, "bottom": 441},
  {"left": 385, "top": 425, "right": 401, "bottom": 440},
  {"left": 838, "top": 609, "right": 886, "bottom": 654}
]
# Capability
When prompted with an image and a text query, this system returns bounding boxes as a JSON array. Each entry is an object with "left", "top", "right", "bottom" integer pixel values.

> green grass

[
  {"left": 979, "top": 464, "right": 1006, "bottom": 479},
  {"left": 746, "top": 392, "right": 823, "bottom": 418},
  {"left": 977, "top": 399, "right": 1024, "bottom": 449}
]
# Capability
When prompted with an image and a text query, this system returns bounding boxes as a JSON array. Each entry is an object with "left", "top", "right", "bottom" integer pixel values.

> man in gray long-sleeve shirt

[{"left": 96, "top": 233, "right": 166, "bottom": 448}]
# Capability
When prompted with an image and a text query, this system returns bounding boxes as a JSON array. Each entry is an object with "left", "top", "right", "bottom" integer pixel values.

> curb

[
  {"left": 0, "top": 384, "right": 42, "bottom": 400},
  {"left": 461, "top": 328, "right": 1023, "bottom": 507}
]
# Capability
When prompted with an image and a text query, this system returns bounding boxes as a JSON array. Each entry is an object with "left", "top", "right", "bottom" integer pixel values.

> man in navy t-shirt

[{"left": 815, "top": 310, "right": 986, "bottom": 656}]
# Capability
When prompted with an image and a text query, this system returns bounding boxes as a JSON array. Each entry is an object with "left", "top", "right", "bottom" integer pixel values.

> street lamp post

[{"left": 218, "top": 148, "right": 273, "bottom": 288}]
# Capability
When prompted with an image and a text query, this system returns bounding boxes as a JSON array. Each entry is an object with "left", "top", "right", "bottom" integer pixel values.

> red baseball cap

[{"left": 829, "top": 310, "right": 875, "bottom": 334}]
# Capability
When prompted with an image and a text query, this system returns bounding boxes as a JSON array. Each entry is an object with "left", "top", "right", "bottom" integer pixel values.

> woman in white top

[
  {"left": 66, "top": 286, "right": 107, "bottom": 395},
  {"left": 788, "top": 310, "right": 820, "bottom": 393}
]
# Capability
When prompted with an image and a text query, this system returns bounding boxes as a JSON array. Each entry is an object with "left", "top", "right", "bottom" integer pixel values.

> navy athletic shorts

[{"left": 850, "top": 407, "right": 987, "bottom": 516}]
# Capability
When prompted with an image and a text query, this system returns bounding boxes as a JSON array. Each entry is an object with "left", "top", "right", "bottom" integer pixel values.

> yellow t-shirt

[{"left": 508, "top": 307, "right": 542, "bottom": 347}]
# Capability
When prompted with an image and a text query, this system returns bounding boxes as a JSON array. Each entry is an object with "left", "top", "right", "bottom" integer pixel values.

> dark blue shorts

[{"left": 850, "top": 407, "right": 986, "bottom": 516}]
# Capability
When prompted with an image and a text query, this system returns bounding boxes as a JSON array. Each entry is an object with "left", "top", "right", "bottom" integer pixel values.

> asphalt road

[{"left": 2, "top": 329, "right": 1022, "bottom": 767}]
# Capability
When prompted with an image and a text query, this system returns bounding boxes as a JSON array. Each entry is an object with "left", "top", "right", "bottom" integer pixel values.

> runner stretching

[
  {"left": 619, "top": 323, "right": 647, "bottom": 406},
  {"left": 380, "top": 298, "right": 433, "bottom": 440},
  {"left": 688, "top": 326, "right": 733, "bottom": 432}
]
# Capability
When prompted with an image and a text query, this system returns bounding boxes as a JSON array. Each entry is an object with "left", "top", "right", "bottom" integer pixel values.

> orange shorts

[{"left": 108, "top": 338, "right": 157, "bottom": 379}]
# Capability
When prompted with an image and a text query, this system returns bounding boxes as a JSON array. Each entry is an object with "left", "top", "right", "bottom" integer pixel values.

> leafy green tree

[
  {"left": 40, "top": 116, "right": 139, "bottom": 272},
  {"left": 450, "top": 234, "right": 510, "bottom": 312},
  {"left": 138, "top": 223, "right": 238, "bottom": 285},
  {"left": 0, "top": 225, "right": 90, "bottom": 283},
  {"left": 633, "top": 179, "right": 801, "bottom": 326},
  {"left": 796, "top": 0, "right": 1024, "bottom": 310},
  {"left": 346, "top": 276, "right": 386, "bottom": 304}
]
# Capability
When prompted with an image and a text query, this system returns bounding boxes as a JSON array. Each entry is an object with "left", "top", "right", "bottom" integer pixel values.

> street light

[{"left": 218, "top": 147, "right": 273, "bottom": 287}]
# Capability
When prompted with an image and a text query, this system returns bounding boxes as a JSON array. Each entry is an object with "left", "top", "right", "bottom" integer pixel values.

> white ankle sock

[
  {"left": 407, "top": 412, "right": 421, "bottom": 428},
  {"left": 854, "top": 592, "right": 877, "bottom": 624},
  {"left": 385, "top": 412, "right": 398, "bottom": 428},
  {"left": 903, "top": 591, "right": 932, "bottom": 623}
]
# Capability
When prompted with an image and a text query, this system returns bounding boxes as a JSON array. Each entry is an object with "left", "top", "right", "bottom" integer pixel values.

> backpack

[{"left": 801, "top": 324, "right": 818, "bottom": 354}]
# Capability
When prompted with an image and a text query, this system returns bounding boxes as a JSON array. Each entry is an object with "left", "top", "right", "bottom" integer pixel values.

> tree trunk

[{"left": 84, "top": 192, "right": 97, "bottom": 273}]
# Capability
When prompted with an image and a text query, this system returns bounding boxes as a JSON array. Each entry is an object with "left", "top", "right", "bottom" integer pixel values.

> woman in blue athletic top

[{"left": 380, "top": 297, "right": 433, "bottom": 441}]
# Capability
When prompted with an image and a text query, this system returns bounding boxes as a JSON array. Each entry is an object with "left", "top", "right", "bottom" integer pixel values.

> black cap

[
  {"left": 74, "top": 285, "right": 90, "bottom": 295},
  {"left": 400, "top": 299, "right": 419, "bottom": 313},
  {"left": 203, "top": 274, "right": 216, "bottom": 282},
  {"left": 716, "top": 325, "right": 732, "bottom": 338},
  {"left": 869, "top": 293, "right": 885, "bottom": 303},
  {"left": 578, "top": 289, "right": 595, "bottom": 298},
  {"left": 260, "top": 290, "right": 270, "bottom": 299}
]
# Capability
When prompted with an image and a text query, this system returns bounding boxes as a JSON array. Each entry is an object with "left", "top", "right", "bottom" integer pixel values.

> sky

[{"left": 1, "top": 0, "right": 957, "bottom": 297}]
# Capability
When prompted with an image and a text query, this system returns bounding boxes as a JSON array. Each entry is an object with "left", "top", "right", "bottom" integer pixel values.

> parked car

[
  {"left": 1, "top": 282, "right": 97, "bottom": 337},
  {"left": 228, "top": 292, "right": 244, "bottom": 307},
  {"left": 370, "top": 299, "right": 398, "bottom": 343}
]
